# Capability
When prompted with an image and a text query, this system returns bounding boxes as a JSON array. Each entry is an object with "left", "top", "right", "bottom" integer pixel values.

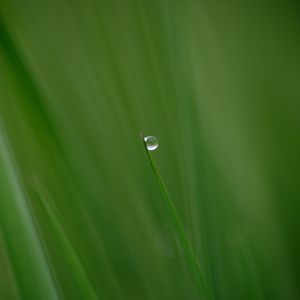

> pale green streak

[
  {"left": 0, "top": 127, "right": 59, "bottom": 300},
  {"left": 31, "top": 181, "right": 102, "bottom": 300}
]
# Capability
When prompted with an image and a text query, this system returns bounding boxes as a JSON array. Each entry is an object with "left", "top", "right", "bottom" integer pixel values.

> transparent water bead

[{"left": 144, "top": 136, "right": 158, "bottom": 151}]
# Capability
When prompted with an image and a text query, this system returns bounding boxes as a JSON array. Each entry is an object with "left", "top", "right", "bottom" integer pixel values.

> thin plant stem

[{"left": 141, "top": 133, "right": 210, "bottom": 299}]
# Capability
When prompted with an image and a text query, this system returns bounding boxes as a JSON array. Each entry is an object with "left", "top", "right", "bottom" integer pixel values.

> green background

[{"left": 0, "top": 0, "right": 300, "bottom": 299}]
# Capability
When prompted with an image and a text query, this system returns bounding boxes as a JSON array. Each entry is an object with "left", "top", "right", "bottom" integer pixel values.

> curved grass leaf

[{"left": 141, "top": 133, "right": 211, "bottom": 299}]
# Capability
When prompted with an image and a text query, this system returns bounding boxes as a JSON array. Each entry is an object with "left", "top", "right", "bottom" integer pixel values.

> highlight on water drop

[{"left": 144, "top": 136, "right": 158, "bottom": 151}]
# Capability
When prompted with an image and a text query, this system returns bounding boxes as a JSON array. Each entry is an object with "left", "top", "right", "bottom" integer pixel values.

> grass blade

[
  {"left": 0, "top": 125, "right": 59, "bottom": 300},
  {"left": 30, "top": 179, "right": 102, "bottom": 300},
  {"left": 140, "top": 133, "right": 210, "bottom": 299}
]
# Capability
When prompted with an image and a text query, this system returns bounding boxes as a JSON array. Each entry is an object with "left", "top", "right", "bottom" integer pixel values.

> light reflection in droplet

[{"left": 144, "top": 136, "right": 158, "bottom": 151}]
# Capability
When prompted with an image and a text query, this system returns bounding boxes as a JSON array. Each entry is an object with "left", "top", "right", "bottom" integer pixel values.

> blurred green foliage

[{"left": 0, "top": 0, "right": 300, "bottom": 299}]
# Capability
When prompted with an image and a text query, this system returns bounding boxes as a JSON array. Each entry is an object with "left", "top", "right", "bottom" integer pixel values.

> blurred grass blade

[
  {"left": 0, "top": 125, "right": 59, "bottom": 300},
  {"left": 30, "top": 179, "right": 102, "bottom": 300},
  {"left": 141, "top": 133, "right": 210, "bottom": 299}
]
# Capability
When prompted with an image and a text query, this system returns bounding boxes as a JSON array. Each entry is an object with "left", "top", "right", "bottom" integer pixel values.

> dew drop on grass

[{"left": 144, "top": 136, "right": 158, "bottom": 151}]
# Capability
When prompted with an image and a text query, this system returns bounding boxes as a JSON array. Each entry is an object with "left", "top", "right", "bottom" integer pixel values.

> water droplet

[{"left": 144, "top": 136, "right": 158, "bottom": 151}]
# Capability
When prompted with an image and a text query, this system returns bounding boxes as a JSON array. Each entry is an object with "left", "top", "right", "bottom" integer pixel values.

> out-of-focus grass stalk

[
  {"left": 30, "top": 180, "right": 101, "bottom": 300},
  {"left": 0, "top": 126, "right": 59, "bottom": 300},
  {"left": 140, "top": 133, "right": 210, "bottom": 299}
]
